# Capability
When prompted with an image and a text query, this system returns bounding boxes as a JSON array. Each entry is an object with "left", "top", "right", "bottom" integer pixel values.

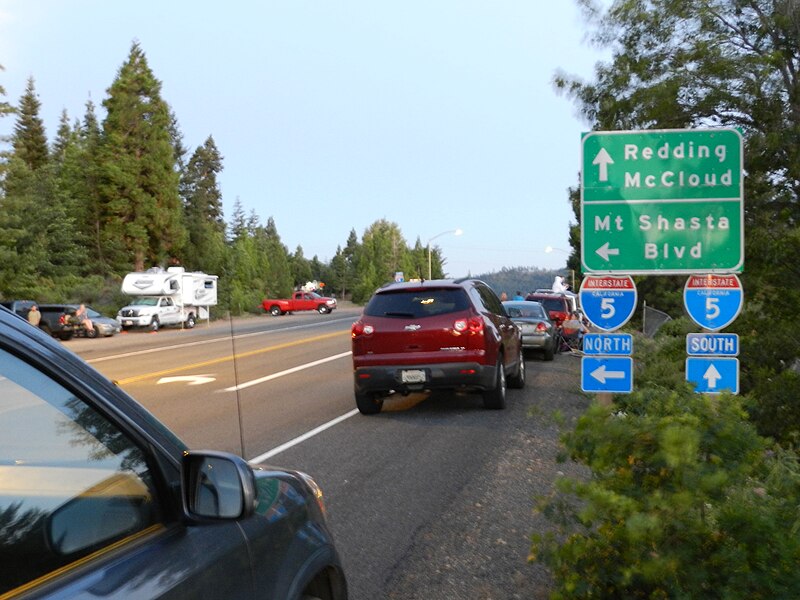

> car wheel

[
  {"left": 317, "top": 305, "right": 330, "bottom": 314},
  {"left": 269, "top": 305, "right": 282, "bottom": 316},
  {"left": 85, "top": 326, "right": 98, "bottom": 339},
  {"left": 58, "top": 331, "right": 74, "bottom": 341},
  {"left": 355, "top": 391, "right": 384, "bottom": 415},
  {"left": 508, "top": 346, "right": 526, "bottom": 389},
  {"left": 482, "top": 358, "right": 506, "bottom": 409},
  {"left": 185, "top": 314, "right": 196, "bottom": 328},
  {"left": 150, "top": 317, "right": 160, "bottom": 332},
  {"left": 543, "top": 341, "right": 555, "bottom": 361}
]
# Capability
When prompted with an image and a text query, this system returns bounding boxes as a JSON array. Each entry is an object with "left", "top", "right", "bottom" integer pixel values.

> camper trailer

[{"left": 117, "top": 267, "right": 218, "bottom": 331}]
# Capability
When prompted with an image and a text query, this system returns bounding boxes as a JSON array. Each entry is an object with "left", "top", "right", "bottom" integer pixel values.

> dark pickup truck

[{"left": 0, "top": 300, "right": 75, "bottom": 340}]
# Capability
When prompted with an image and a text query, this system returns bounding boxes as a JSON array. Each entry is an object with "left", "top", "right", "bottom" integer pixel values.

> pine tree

[
  {"left": 290, "top": 245, "right": 313, "bottom": 287},
  {"left": 0, "top": 76, "right": 84, "bottom": 294},
  {"left": 96, "top": 41, "right": 186, "bottom": 272},
  {"left": 263, "top": 217, "right": 293, "bottom": 296},
  {"left": 182, "top": 136, "right": 226, "bottom": 274},
  {"left": 11, "top": 77, "right": 48, "bottom": 171}
]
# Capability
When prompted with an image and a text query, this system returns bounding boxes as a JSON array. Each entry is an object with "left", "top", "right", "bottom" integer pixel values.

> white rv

[{"left": 117, "top": 267, "right": 218, "bottom": 331}]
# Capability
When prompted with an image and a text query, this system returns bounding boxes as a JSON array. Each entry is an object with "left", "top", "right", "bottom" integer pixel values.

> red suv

[
  {"left": 524, "top": 291, "right": 577, "bottom": 327},
  {"left": 351, "top": 279, "right": 525, "bottom": 414}
]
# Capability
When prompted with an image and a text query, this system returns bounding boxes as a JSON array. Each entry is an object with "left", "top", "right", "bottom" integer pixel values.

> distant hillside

[{"left": 474, "top": 266, "right": 568, "bottom": 298}]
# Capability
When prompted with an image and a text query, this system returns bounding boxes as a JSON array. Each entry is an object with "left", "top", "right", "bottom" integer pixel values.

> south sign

[{"left": 683, "top": 274, "right": 743, "bottom": 331}]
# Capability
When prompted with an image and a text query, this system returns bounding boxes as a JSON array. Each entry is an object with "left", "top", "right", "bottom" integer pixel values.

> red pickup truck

[{"left": 262, "top": 291, "right": 338, "bottom": 316}]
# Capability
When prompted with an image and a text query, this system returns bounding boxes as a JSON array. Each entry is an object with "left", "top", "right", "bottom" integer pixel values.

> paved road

[{"left": 69, "top": 313, "right": 589, "bottom": 599}]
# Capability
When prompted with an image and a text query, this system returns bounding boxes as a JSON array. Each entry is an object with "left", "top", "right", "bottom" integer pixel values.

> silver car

[{"left": 503, "top": 300, "right": 557, "bottom": 360}]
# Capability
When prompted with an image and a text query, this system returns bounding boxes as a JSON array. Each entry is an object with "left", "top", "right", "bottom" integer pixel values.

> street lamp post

[
  {"left": 544, "top": 245, "right": 575, "bottom": 291},
  {"left": 427, "top": 228, "right": 463, "bottom": 280}
]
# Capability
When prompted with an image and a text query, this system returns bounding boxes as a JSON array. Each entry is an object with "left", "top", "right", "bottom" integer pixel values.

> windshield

[{"left": 128, "top": 297, "right": 159, "bottom": 307}]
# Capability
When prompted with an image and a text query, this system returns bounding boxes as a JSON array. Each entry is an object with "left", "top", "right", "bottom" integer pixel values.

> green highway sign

[{"left": 581, "top": 128, "right": 744, "bottom": 274}]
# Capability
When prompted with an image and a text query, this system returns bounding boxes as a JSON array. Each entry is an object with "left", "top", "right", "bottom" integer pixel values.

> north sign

[
  {"left": 579, "top": 275, "right": 637, "bottom": 332},
  {"left": 683, "top": 274, "right": 743, "bottom": 331},
  {"left": 583, "top": 333, "right": 633, "bottom": 356},
  {"left": 581, "top": 128, "right": 744, "bottom": 274}
]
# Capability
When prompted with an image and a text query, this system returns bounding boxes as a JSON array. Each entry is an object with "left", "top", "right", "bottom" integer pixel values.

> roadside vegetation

[{"left": 532, "top": 1, "right": 800, "bottom": 596}]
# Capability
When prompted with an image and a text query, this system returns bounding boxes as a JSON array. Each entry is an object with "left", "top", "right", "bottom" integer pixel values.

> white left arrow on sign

[
  {"left": 595, "top": 242, "right": 620, "bottom": 262},
  {"left": 158, "top": 375, "right": 216, "bottom": 386},
  {"left": 590, "top": 364, "right": 626, "bottom": 384}
]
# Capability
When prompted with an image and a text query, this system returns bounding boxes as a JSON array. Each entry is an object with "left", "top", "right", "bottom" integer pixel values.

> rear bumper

[
  {"left": 521, "top": 334, "right": 553, "bottom": 350},
  {"left": 354, "top": 361, "right": 496, "bottom": 395}
]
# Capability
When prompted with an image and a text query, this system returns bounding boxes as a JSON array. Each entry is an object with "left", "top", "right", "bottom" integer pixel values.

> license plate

[{"left": 401, "top": 369, "right": 426, "bottom": 384}]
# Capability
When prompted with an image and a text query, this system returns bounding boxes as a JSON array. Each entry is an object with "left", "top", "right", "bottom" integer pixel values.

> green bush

[{"left": 531, "top": 320, "right": 800, "bottom": 598}]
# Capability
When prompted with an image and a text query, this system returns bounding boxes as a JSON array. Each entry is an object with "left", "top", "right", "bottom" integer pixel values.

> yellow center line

[{"left": 116, "top": 331, "right": 349, "bottom": 385}]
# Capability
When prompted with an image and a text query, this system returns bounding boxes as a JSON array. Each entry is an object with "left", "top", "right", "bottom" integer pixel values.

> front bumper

[
  {"left": 354, "top": 361, "right": 496, "bottom": 396},
  {"left": 118, "top": 314, "right": 153, "bottom": 328}
]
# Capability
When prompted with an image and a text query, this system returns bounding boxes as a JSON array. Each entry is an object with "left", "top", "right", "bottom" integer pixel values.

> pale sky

[{"left": 0, "top": 1, "right": 606, "bottom": 276}]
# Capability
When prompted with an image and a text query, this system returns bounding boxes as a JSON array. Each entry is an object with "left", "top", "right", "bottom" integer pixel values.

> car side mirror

[
  {"left": 46, "top": 472, "right": 151, "bottom": 556},
  {"left": 181, "top": 451, "right": 257, "bottom": 520}
]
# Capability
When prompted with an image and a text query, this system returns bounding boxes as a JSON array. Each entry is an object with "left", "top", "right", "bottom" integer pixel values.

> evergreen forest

[{"left": 0, "top": 42, "right": 496, "bottom": 315}]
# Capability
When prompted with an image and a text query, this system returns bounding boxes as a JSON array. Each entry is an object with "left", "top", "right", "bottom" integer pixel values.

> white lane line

[
  {"left": 250, "top": 408, "right": 360, "bottom": 463},
  {"left": 224, "top": 351, "right": 352, "bottom": 391},
  {"left": 85, "top": 316, "right": 356, "bottom": 364}
]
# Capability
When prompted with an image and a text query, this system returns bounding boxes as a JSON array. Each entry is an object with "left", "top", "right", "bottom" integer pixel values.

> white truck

[{"left": 117, "top": 267, "right": 218, "bottom": 331}]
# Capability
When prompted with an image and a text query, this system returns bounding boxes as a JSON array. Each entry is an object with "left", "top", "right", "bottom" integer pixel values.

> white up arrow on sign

[
  {"left": 592, "top": 148, "right": 614, "bottom": 182},
  {"left": 703, "top": 364, "right": 722, "bottom": 389}
]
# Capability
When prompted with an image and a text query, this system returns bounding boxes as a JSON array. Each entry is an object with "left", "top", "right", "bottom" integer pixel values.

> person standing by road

[{"left": 27, "top": 305, "right": 40, "bottom": 327}]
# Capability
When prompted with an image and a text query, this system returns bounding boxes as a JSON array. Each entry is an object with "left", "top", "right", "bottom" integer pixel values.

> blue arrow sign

[
  {"left": 686, "top": 357, "right": 739, "bottom": 394},
  {"left": 583, "top": 333, "right": 633, "bottom": 356},
  {"left": 581, "top": 357, "right": 633, "bottom": 393},
  {"left": 579, "top": 275, "right": 637, "bottom": 332},
  {"left": 686, "top": 333, "right": 739, "bottom": 356},
  {"left": 684, "top": 274, "right": 743, "bottom": 331}
]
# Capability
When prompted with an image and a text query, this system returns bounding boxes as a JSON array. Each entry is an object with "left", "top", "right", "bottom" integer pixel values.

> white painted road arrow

[
  {"left": 595, "top": 242, "right": 620, "bottom": 261},
  {"left": 158, "top": 375, "right": 216, "bottom": 386},
  {"left": 592, "top": 147, "right": 614, "bottom": 182},
  {"left": 590, "top": 364, "right": 626, "bottom": 384},
  {"left": 703, "top": 364, "right": 722, "bottom": 389}
]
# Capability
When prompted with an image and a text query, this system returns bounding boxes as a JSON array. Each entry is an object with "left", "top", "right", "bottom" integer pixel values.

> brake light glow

[
  {"left": 536, "top": 322, "right": 549, "bottom": 332},
  {"left": 351, "top": 321, "right": 374, "bottom": 337},
  {"left": 453, "top": 316, "right": 483, "bottom": 334}
]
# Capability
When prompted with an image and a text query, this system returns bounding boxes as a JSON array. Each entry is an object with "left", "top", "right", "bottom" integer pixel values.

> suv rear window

[{"left": 364, "top": 288, "right": 470, "bottom": 318}]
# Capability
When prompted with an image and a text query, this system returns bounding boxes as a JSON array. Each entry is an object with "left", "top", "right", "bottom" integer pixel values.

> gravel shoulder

[{"left": 384, "top": 352, "right": 590, "bottom": 600}]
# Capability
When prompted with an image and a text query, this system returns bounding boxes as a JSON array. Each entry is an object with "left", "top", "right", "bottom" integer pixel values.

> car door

[
  {"left": 473, "top": 283, "right": 520, "bottom": 368},
  {"left": 159, "top": 297, "right": 181, "bottom": 325},
  {"left": 0, "top": 340, "right": 256, "bottom": 599}
]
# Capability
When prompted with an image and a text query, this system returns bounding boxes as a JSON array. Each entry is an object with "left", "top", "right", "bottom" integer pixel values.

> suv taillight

[
  {"left": 453, "top": 316, "right": 483, "bottom": 333},
  {"left": 351, "top": 321, "right": 374, "bottom": 337}
]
